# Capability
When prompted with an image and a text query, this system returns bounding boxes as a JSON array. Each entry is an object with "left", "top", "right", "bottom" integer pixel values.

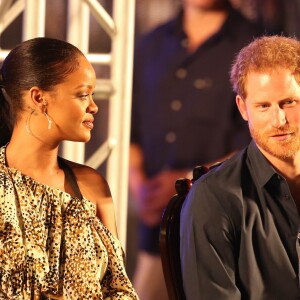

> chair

[{"left": 159, "top": 165, "right": 209, "bottom": 300}]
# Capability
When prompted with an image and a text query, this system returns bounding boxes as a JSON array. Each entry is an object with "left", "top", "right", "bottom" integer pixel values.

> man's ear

[{"left": 236, "top": 95, "right": 249, "bottom": 121}]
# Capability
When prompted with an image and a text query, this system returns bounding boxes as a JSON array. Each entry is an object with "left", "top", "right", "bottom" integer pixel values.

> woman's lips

[{"left": 83, "top": 121, "right": 94, "bottom": 129}]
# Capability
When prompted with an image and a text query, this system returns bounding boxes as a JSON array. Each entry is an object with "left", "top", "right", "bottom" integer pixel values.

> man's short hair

[{"left": 230, "top": 35, "right": 300, "bottom": 99}]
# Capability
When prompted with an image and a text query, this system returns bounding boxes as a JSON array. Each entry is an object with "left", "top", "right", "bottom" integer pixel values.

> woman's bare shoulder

[
  {"left": 61, "top": 158, "right": 111, "bottom": 198},
  {"left": 61, "top": 158, "right": 118, "bottom": 236}
]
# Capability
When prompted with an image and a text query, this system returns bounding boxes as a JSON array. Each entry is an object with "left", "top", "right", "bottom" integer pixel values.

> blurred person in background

[{"left": 129, "top": 0, "right": 267, "bottom": 299}]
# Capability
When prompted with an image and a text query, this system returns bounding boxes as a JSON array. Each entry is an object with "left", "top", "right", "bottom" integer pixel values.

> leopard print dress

[{"left": 0, "top": 146, "right": 139, "bottom": 300}]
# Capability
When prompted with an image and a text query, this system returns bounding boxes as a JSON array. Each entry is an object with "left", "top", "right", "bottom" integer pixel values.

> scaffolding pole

[
  {"left": 107, "top": 0, "right": 135, "bottom": 248},
  {"left": 63, "top": 0, "right": 135, "bottom": 248}
]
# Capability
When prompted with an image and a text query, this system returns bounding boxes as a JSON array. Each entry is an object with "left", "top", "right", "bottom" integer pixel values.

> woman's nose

[{"left": 88, "top": 98, "right": 98, "bottom": 115}]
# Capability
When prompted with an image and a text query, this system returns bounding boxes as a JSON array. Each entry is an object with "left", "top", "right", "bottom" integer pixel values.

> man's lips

[{"left": 270, "top": 132, "right": 293, "bottom": 141}]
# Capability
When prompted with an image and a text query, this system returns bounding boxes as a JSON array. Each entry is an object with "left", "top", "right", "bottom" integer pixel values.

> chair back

[{"left": 159, "top": 166, "right": 209, "bottom": 300}]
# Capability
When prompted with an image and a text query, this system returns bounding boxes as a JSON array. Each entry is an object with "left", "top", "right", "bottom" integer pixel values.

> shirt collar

[
  {"left": 247, "top": 140, "right": 278, "bottom": 187},
  {"left": 166, "top": 9, "right": 185, "bottom": 38}
]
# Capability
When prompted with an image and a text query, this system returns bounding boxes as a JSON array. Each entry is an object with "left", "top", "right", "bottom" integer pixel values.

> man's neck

[{"left": 182, "top": 6, "right": 228, "bottom": 52}]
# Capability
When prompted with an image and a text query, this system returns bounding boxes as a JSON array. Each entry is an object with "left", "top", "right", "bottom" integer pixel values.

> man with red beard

[{"left": 180, "top": 35, "right": 300, "bottom": 299}]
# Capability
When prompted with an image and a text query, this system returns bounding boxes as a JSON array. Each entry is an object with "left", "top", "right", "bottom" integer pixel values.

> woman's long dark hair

[{"left": 0, "top": 37, "right": 84, "bottom": 146}]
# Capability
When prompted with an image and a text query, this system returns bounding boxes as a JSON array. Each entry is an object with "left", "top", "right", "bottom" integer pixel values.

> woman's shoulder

[
  {"left": 61, "top": 158, "right": 118, "bottom": 236},
  {"left": 60, "top": 158, "right": 111, "bottom": 198}
]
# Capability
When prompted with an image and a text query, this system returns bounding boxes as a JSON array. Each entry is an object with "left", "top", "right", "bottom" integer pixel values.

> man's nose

[{"left": 271, "top": 106, "right": 286, "bottom": 128}]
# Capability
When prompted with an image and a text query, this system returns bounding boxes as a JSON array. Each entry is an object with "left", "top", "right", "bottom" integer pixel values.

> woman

[{"left": 0, "top": 37, "right": 138, "bottom": 299}]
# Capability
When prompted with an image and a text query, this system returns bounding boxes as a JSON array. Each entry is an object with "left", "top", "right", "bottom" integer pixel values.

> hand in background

[{"left": 137, "top": 169, "right": 190, "bottom": 227}]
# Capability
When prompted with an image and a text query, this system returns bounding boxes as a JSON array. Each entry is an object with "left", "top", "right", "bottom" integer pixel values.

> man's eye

[
  {"left": 257, "top": 104, "right": 268, "bottom": 110},
  {"left": 283, "top": 100, "right": 296, "bottom": 106}
]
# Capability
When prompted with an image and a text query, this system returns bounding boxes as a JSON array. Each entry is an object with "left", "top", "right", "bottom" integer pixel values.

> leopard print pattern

[{"left": 0, "top": 146, "right": 139, "bottom": 300}]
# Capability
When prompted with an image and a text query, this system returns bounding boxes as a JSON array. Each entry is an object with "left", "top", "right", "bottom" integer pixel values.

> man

[
  {"left": 129, "top": 0, "right": 264, "bottom": 299},
  {"left": 180, "top": 35, "right": 300, "bottom": 299}
]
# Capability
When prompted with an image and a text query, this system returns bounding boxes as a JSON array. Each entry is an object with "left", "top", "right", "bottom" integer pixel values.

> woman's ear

[
  {"left": 236, "top": 95, "right": 249, "bottom": 121},
  {"left": 28, "top": 87, "right": 45, "bottom": 111}
]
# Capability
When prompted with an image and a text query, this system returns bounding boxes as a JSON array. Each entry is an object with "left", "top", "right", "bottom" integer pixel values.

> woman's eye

[{"left": 79, "top": 92, "right": 94, "bottom": 99}]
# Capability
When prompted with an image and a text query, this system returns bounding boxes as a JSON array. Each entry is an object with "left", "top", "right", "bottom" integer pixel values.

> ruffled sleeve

[{"left": 92, "top": 218, "right": 138, "bottom": 299}]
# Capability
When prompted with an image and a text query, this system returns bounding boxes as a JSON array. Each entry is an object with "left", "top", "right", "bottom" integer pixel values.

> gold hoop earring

[
  {"left": 42, "top": 99, "right": 52, "bottom": 130},
  {"left": 44, "top": 111, "right": 52, "bottom": 130},
  {"left": 25, "top": 108, "right": 35, "bottom": 134}
]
